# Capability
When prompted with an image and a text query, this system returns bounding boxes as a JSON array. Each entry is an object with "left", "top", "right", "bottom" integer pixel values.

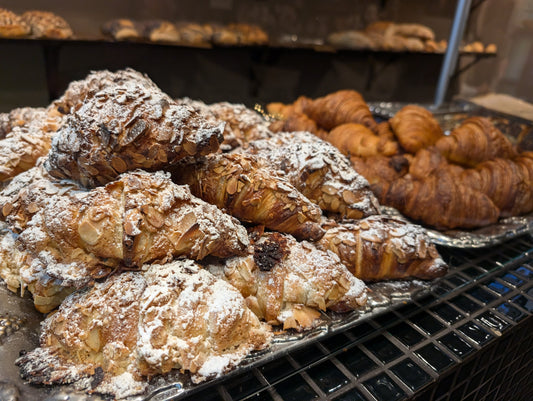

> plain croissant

[
  {"left": 389, "top": 105, "right": 443, "bottom": 153},
  {"left": 436, "top": 116, "right": 517, "bottom": 167}
]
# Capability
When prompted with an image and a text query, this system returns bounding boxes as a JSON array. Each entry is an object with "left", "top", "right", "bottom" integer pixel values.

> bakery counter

[{"left": 175, "top": 236, "right": 533, "bottom": 401}]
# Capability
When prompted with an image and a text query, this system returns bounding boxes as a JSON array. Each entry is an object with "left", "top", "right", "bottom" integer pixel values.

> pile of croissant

[
  {"left": 268, "top": 90, "right": 533, "bottom": 231},
  {"left": 0, "top": 69, "right": 446, "bottom": 399}
]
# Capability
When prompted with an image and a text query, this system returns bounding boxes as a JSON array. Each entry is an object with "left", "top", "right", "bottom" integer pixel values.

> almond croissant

[
  {"left": 0, "top": 107, "right": 63, "bottom": 182},
  {"left": 175, "top": 153, "right": 325, "bottom": 241},
  {"left": 389, "top": 105, "right": 443, "bottom": 153},
  {"left": 305, "top": 90, "right": 378, "bottom": 132},
  {"left": 45, "top": 77, "right": 224, "bottom": 188},
  {"left": 208, "top": 230, "right": 367, "bottom": 330},
  {"left": 17, "top": 170, "right": 249, "bottom": 312},
  {"left": 16, "top": 260, "right": 272, "bottom": 399},
  {"left": 436, "top": 116, "right": 517, "bottom": 167},
  {"left": 244, "top": 131, "right": 380, "bottom": 219},
  {"left": 317, "top": 216, "right": 448, "bottom": 281}
]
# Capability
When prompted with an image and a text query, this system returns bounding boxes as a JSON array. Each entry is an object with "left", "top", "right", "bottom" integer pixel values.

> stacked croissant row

[
  {"left": 0, "top": 69, "right": 446, "bottom": 399},
  {"left": 268, "top": 90, "right": 533, "bottom": 230}
]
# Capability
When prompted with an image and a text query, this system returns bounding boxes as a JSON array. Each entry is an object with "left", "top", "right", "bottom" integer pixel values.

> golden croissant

[
  {"left": 245, "top": 131, "right": 380, "bottom": 219},
  {"left": 374, "top": 169, "right": 500, "bottom": 230},
  {"left": 436, "top": 116, "right": 517, "bottom": 167},
  {"left": 389, "top": 105, "right": 443, "bottom": 153},
  {"left": 174, "top": 153, "right": 325, "bottom": 241},
  {"left": 317, "top": 215, "right": 448, "bottom": 281},
  {"left": 460, "top": 153, "right": 533, "bottom": 217},
  {"left": 209, "top": 230, "right": 367, "bottom": 330},
  {"left": 305, "top": 90, "right": 378, "bottom": 131},
  {"left": 326, "top": 123, "right": 399, "bottom": 157},
  {"left": 45, "top": 75, "right": 224, "bottom": 188},
  {"left": 16, "top": 260, "right": 272, "bottom": 399}
]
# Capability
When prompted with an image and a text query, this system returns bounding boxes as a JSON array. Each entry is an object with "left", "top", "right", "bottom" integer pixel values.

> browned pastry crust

[
  {"left": 374, "top": 169, "right": 500, "bottom": 230},
  {"left": 17, "top": 170, "right": 249, "bottom": 312},
  {"left": 0, "top": 107, "right": 64, "bottom": 182},
  {"left": 460, "top": 153, "right": 533, "bottom": 217},
  {"left": 211, "top": 24, "right": 240, "bottom": 45},
  {"left": 245, "top": 131, "right": 380, "bottom": 219},
  {"left": 143, "top": 20, "right": 180, "bottom": 43},
  {"left": 16, "top": 260, "right": 272, "bottom": 398},
  {"left": 326, "top": 123, "right": 399, "bottom": 157},
  {"left": 175, "top": 153, "right": 325, "bottom": 241},
  {"left": 269, "top": 111, "right": 326, "bottom": 137},
  {"left": 317, "top": 216, "right": 447, "bottom": 281},
  {"left": 0, "top": 8, "right": 30, "bottom": 37},
  {"left": 389, "top": 105, "right": 444, "bottom": 153},
  {"left": 350, "top": 154, "right": 410, "bottom": 187},
  {"left": 101, "top": 18, "right": 141, "bottom": 41},
  {"left": 21, "top": 10, "right": 73, "bottom": 39},
  {"left": 45, "top": 73, "right": 224, "bottom": 187},
  {"left": 305, "top": 90, "right": 378, "bottom": 132},
  {"left": 209, "top": 230, "right": 367, "bottom": 330},
  {"left": 436, "top": 116, "right": 517, "bottom": 167},
  {"left": 175, "top": 22, "right": 213, "bottom": 46},
  {"left": 225, "top": 23, "right": 269, "bottom": 45}
]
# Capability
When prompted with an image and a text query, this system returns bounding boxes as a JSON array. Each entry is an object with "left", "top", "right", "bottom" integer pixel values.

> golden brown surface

[
  {"left": 436, "top": 116, "right": 517, "bottom": 167},
  {"left": 21, "top": 10, "right": 73, "bottom": 39},
  {"left": 389, "top": 105, "right": 443, "bottom": 153}
]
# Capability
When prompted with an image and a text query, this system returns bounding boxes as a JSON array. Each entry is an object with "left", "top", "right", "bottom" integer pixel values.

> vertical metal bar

[{"left": 433, "top": 0, "right": 473, "bottom": 109}]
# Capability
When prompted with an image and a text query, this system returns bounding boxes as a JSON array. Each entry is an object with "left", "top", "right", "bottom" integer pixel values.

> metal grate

[{"left": 171, "top": 235, "right": 533, "bottom": 401}]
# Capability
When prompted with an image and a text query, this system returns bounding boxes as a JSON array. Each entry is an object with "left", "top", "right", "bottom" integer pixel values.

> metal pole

[{"left": 433, "top": 0, "right": 473, "bottom": 109}]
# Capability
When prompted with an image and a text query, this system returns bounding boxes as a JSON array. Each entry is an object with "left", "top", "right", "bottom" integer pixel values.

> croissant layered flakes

[
  {"left": 175, "top": 153, "right": 325, "bottom": 241},
  {"left": 436, "top": 116, "right": 517, "bottom": 167},
  {"left": 389, "top": 105, "right": 443, "bottom": 153},
  {"left": 326, "top": 123, "right": 399, "bottom": 157},
  {"left": 45, "top": 73, "right": 225, "bottom": 187},
  {"left": 209, "top": 230, "right": 367, "bottom": 330},
  {"left": 17, "top": 170, "right": 249, "bottom": 312},
  {"left": 16, "top": 260, "right": 272, "bottom": 399},
  {"left": 318, "top": 216, "right": 448, "bottom": 281},
  {"left": 244, "top": 131, "right": 380, "bottom": 219}
]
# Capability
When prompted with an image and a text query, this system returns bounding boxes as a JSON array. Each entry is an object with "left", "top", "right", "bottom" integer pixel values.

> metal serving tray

[{"left": 369, "top": 101, "right": 533, "bottom": 249}]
